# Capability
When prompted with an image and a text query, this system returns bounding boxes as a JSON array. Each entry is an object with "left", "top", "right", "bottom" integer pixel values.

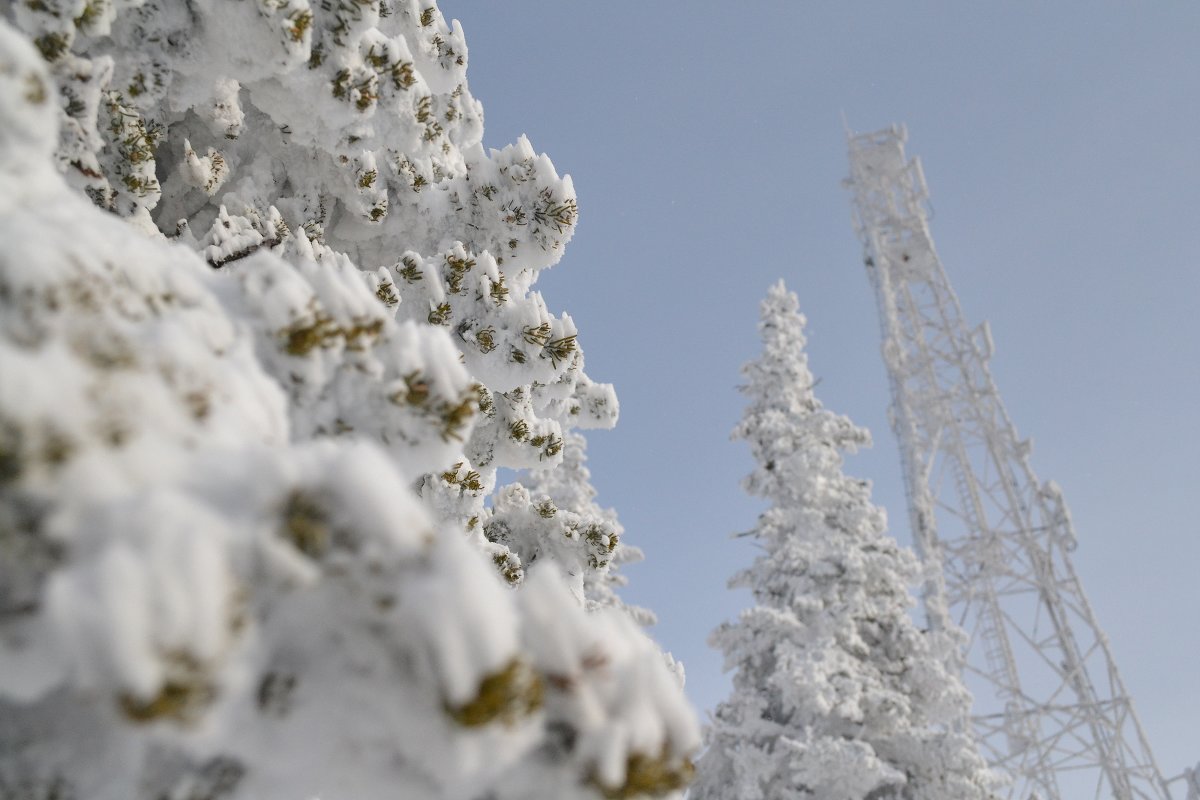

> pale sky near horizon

[{"left": 457, "top": 2, "right": 1199, "bottom": 780}]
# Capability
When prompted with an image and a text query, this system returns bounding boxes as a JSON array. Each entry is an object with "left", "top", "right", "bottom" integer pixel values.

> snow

[
  {"left": 691, "top": 282, "right": 994, "bottom": 800},
  {"left": 0, "top": 5, "right": 696, "bottom": 799}
]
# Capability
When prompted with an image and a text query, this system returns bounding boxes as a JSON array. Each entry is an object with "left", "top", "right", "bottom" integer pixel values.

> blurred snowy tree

[
  {"left": 690, "top": 282, "right": 993, "bottom": 800},
  {"left": 522, "top": 431, "right": 655, "bottom": 624},
  {"left": 0, "top": 3, "right": 696, "bottom": 799}
]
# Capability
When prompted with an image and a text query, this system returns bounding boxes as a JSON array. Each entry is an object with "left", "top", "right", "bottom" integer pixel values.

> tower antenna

[{"left": 844, "top": 125, "right": 1173, "bottom": 800}]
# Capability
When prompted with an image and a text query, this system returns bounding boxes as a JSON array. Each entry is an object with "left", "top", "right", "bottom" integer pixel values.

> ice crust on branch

[
  {"left": 0, "top": 6, "right": 695, "bottom": 799},
  {"left": 691, "top": 282, "right": 994, "bottom": 800}
]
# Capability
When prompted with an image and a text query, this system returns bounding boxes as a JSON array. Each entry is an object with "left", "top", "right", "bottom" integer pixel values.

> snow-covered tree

[
  {"left": 691, "top": 282, "right": 993, "bottom": 800},
  {"left": 0, "top": 4, "right": 696, "bottom": 799},
  {"left": 522, "top": 430, "right": 655, "bottom": 625}
]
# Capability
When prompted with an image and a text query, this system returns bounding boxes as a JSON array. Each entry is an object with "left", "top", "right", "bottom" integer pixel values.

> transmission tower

[{"left": 844, "top": 124, "right": 1173, "bottom": 800}]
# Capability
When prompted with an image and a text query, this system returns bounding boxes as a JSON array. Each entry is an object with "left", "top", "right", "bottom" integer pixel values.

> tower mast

[{"left": 844, "top": 124, "right": 1170, "bottom": 800}]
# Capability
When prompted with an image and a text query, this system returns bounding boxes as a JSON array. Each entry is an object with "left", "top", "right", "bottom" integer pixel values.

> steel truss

[{"left": 844, "top": 125, "right": 1172, "bottom": 800}]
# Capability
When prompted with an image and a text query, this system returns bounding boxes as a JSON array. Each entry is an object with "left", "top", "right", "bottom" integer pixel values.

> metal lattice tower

[{"left": 844, "top": 124, "right": 1173, "bottom": 800}]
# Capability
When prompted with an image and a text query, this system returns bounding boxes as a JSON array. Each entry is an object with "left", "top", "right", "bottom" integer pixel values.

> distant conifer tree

[{"left": 691, "top": 282, "right": 994, "bottom": 800}]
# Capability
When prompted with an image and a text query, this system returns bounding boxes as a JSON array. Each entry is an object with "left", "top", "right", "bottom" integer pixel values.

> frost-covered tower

[{"left": 844, "top": 125, "right": 1170, "bottom": 800}]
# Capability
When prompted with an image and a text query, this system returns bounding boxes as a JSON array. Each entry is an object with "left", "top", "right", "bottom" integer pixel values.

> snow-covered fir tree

[
  {"left": 690, "top": 282, "right": 993, "bottom": 800},
  {"left": 0, "top": 4, "right": 696, "bottom": 799},
  {"left": 523, "top": 431, "right": 656, "bottom": 625}
]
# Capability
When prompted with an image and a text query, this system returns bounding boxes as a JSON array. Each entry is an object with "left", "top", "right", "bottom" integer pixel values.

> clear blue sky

[{"left": 457, "top": 2, "right": 1200, "bottom": 778}]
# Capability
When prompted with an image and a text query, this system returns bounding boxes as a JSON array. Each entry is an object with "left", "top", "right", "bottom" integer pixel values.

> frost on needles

[
  {"left": 0, "top": 4, "right": 697, "bottom": 799},
  {"left": 691, "top": 282, "right": 994, "bottom": 800}
]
